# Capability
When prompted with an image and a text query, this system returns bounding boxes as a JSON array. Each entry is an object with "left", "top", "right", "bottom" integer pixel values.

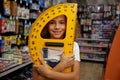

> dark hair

[{"left": 41, "top": 24, "right": 50, "bottom": 38}]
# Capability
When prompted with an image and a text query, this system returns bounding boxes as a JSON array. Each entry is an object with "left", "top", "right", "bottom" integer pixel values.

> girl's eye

[
  {"left": 60, "top": 21, "right": 65, "bottom": 24},
  {"left": 49, "top": 21, "right": 55, "bottom": 24}
]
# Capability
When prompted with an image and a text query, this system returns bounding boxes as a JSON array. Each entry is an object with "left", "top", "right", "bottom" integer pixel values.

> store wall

[
  {"left": 68, "top": 0, "right": 119, "bottom": 5},
  {"left": 52, "top": 0, "right": 67, "bottom": 5}
]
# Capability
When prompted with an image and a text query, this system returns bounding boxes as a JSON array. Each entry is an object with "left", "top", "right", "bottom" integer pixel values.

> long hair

[{"left": 41, "top": 23, "right": 50, "bottom": 38}]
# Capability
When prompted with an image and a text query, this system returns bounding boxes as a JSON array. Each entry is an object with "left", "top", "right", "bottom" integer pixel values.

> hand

[
  {"left": 32, "top": 67, "right": 48, "bottom": 80},
  {"left": 60, "top": 54, "right": 75, "bottom": 68},
  {"left": 33, "top": 59, "right": 51, "bottom": 78}
]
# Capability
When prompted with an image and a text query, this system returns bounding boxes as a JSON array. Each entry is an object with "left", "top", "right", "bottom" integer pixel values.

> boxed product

[
  {"left": 0, "top": 18, "right": 8, "bottom": 33},
  {"left": 10, "top": 1, "right": 17, "bottom": 16}
]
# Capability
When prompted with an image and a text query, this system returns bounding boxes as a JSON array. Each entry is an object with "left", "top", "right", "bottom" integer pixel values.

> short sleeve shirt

[{"left": 73, "top": 42, "right": 80, "bottom": 61}]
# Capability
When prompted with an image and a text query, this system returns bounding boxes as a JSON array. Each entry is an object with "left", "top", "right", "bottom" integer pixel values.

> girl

[{"left": 32, "top": 15, "right": 80, "bottom": 80}]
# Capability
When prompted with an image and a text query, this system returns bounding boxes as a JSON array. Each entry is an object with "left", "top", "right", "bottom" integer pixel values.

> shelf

[
  {"left": 77, "top": 4, "right": 116, "bottom": 63},
  {"left": 78, "top": 44, "right": 108, "bottom": 48},
  {"left": 0, "top": 61, "right": 32, "bottom": 77},
  {"left": 77, "top": 38, "right": 109, "bottom": 41},
  {"left": 80, "top": 50, "right": 106, "bottom": 54},
  {"left": 81, "top": 58, "right": 104, "bottom": 62}
]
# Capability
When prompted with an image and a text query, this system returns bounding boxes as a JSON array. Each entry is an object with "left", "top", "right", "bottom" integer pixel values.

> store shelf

[
  {"left": 77, "top": 38, "right": 109, "bottom": 41},
  {"left": 78, "top": 44, "right": 108, "bottom": 48},
  {"left": 77, "top": 5, "right": 115, "bottom": 63},
  {"left": 0, "top": 61, "right": 32, "bottom": 77},
  {"left": 80, "top": 50, "right": 106, "bottom": 54},
  {"left": 81, "top": 58, "right": 104, "bottom": 62},
  {"left": 77, "top": 36, "right": 110, "bottom": 61}
]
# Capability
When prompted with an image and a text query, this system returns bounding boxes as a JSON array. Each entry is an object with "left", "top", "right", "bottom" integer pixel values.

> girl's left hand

[{"left": 60, "top": 54, "right": 75, "bottom": 68}]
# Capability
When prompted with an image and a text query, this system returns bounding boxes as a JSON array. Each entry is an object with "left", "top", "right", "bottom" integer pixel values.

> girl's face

[{"left": 48, "top": 15, "right": 66, "bottom": 39}]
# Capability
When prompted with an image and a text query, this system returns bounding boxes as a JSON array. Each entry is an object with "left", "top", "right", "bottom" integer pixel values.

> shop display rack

[
  {"left": 77, "top": 4, "right": 117, "bottom": 63},
  {"left": 0, "top": 61, "right": 32, "bottom": 78}
]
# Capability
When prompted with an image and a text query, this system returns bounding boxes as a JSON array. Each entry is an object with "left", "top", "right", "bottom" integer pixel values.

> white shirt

[
  {"left": 43, "top": 42, "right": 80, "bottom": 62},
  {"left": 73, "top": 42, "right": 80, "bottom": 61}
]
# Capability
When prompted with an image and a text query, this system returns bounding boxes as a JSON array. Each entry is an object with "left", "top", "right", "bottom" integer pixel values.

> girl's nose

[{"left": 55, "top": 23, "right": 60, "bottom": 29}]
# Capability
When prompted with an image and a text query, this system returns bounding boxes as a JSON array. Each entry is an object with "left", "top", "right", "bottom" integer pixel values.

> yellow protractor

[{"left": 28, "top": 3, "right": 78, "bottom": 72}]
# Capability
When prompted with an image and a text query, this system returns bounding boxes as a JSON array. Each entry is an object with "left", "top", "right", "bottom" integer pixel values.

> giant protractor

[{"left": 28, "top": 3, "right": 78, "bottom": 72}]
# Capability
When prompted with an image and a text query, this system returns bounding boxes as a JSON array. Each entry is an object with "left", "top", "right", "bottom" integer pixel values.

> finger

[
  {"left": 60, "top": 54, "right": 64, "bottom": 58},
  {"left": 38, "top": 58, "right": 43, "bottom": 65},
  {"left": 39, "top": 58, "right": 42, "bottom": 64},
  {"left": 61, "top": 54, "right": 64, "bottom": 57},
  {"left": 39, "top": 58, "right": 47, "bottom": 66},
  {"left": 69, "top": 59, "right": 74, "bottom": 65},
  {"left": 70, "top": 55, "right": 75, "bottom": 58},
  {"left": 33, "top": 65, "right": 40, "bottom": 71},
  {"left": 69, "top": 57, "right": 75, "bottom": 62}
]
